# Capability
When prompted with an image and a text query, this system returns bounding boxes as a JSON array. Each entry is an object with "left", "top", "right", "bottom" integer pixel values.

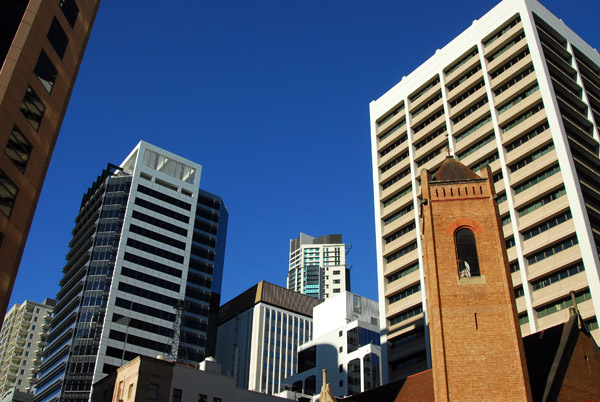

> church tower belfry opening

[{"left": 420, "top": 156, "right": 533, "bottom": 402}]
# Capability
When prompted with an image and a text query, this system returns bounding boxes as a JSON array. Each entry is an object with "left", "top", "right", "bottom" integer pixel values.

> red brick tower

[{"left": 421, "top": 157, "right": 532, "bottom": 402}]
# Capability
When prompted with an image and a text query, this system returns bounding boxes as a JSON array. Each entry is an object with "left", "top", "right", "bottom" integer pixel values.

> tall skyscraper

[
  {"left": 370, "top": 0, "right": 600, "bottom": 381},
  {"left": 33, "top": 141, "right": 228, "bottom": 402},
  {"left": 216, "top": 281, "right": 320, "bottom": 395},
  {"left": 287, "top": 233, "right": 351, "bottom": 300},
  {"left": 0, "top": 298, "right": 55, "bottom": 395},
  {"left": 0, "top": 0, "right": 101, "bottom": 320}
]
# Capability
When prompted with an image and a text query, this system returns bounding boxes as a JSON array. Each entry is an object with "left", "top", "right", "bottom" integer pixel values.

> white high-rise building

[
  {"left": 34, "top": 141, "right": 228, "bottom": 402},
  {"left": 287, "top": 233, "right": 351, "bottom": 300},
  {"left": 370, "top": 0, "right": 600, "bottom": 382},
  {"left": 0, "top": 299, "right": 54, "bottom": 396},
  {"left": 285, "top": 292, "right": 381, "bottom": 398}
]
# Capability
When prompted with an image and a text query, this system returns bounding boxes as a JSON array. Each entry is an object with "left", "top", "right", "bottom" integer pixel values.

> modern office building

[
  {"left": 0, "top": 0, "right": 101, "bottom": 321},
  {"left": 285, "top": 292, "right": 381, "bottom": 398},
  {"left": 0, "top": 299, "right": 55, "bottom": 396},
  {"left": 33, "top": 141, "right": 228, "bottom": 402},
  {"left": 370, "top": 0, "right": 600, "bottom": 382},
  {"left": 287, "top": 233, "right": 351, "bottom": 300},
  {"left": 216, "top": 281, "right": 320, "bottom": 395}
]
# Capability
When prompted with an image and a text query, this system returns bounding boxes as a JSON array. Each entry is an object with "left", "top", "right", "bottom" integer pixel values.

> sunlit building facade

[
  {"left": 0, "top": 299, "right": 54, "bottom": 395},
  {"left": 287, "top": 233, "right": 351, "bottom": 300},
  {"left": 33, "top": 142, "right": 228, "bottom": 402},
  {"left": 370, "top": 0, "right": 600, "bottom": 382}
]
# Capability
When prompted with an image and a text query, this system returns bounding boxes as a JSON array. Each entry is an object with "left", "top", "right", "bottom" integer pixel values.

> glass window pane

[
  {"left": 20, "top": 86, "right": 46, "bottom": 131},
  {"left": 59, "top": 0, "right": 79, "bottom": 27},
  {"left": 34, "top": 50, "right": 57, "bottom": 93},
  {"left": 47, "top": 18, "right": 69, "bottom": 58},
  {"left": 0, "top": 169, "right": 18, "bottom": 217},
  {"left": 5, "top": 125, "right": 32, "bottom": 172}
]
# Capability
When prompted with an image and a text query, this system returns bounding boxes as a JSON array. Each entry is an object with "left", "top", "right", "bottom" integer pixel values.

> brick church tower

[{"left": 420, "top": 157, "right": 532, "bottom": 402}]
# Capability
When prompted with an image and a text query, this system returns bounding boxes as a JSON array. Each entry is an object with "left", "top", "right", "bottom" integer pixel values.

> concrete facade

[
  {"left": 0, "top": 299, "right": 54, "bottom": 396},
  {"left": 34, "top": 142, "right": 228, "bottom": 402},
  {"left": 370, "top": 0, "right": 600, "bottom": 381},
  {"left": 287, "top": 233, "right": 351, "bottom": 300},
  {"left": 285, "top": 292, "right": 381, "bottom": 398},
  {"left": 216, "top": 281, "right": 320, "bottom": 395},
  {"left": 91, "top": 356, "right": 291, "bottom": 402}
]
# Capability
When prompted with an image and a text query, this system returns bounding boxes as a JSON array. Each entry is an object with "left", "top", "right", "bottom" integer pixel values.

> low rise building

[
  {"left": 285, "top": 292, "right": 381, "bottom": 397},
  {"left": 90, "top": 355, "right": 292, "bottom": 402}
]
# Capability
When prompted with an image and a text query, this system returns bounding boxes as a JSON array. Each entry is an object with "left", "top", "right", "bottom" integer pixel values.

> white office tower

[
  {"left": 0, "top": 299, "right": 55, "bottom": 396},
  {"left": 287, "top": 233, "right": 351, "bottom": 300},
  {"left": 285, "top": 292, "right": 381, "bottom": 397},
  {"left": 370, "top": 0, "right": 600, "bottom": 382},
  {"left": 34, "top": 141, "right": 228, "bottom": 402},
  {"left": 216, "top": 282, "right": 321, "bottom": 395}
]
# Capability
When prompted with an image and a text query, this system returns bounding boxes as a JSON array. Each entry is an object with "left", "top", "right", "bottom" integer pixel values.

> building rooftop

[{"left": 218, "top": 281, "right": 321, "bottom": 325}]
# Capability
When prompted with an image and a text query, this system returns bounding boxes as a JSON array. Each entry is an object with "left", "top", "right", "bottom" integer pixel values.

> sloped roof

[
  {"left": 338, "top": 370, "right": 433, "bottom": 402},
  {"left": 338, "top": 315, "right": 599, "bottom": 402},
  {"left": 433, "top": 156, "right": 480, "bottom": 181}
]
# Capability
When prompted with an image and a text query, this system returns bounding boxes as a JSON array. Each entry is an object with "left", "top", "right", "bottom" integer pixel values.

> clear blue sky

[{"left": 9, "top": 0, "right": 600, "bottom": 307}]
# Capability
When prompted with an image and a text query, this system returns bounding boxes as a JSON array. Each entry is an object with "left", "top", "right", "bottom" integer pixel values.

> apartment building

[
  {"left": 216, "top": 281, "right": 320, "bottom": 395},
  {"left": 0, "top": 0, "right": 101, "bottom": 321},
  {"left": 0, "top": 299, "right": 54, "bottom": 396},
  {"left": 287, "top": 233, "right": 351, "bottom": 300},
  {"left": 33, "top": 141, "right": 228, "bottom": 402},
  {"left": 370, "top": 0, "right": 600, "bottom": 381}
]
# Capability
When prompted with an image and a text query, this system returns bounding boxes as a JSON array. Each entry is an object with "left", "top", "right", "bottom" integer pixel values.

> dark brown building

[{"left": 0, "top": 0, "right": 100, "bottom": 319}]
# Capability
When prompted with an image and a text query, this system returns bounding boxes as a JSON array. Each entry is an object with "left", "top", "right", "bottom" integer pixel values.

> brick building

[{"left": 342, "top": 158, "right": 600, "bottom": 401}]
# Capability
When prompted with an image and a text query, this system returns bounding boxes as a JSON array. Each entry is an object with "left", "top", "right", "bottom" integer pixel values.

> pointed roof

[{"left": 433, "top": 156, "right": 480, "bottom": 181}]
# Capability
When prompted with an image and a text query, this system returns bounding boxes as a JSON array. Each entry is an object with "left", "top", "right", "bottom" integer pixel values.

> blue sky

[{"left": 9, "top": 0, "right": 600, "bottom": 307}]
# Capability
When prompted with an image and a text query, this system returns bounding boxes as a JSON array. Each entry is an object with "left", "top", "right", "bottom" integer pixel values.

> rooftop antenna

[{"left": 165, "top": 299, "right": 188, "bottom": 363}]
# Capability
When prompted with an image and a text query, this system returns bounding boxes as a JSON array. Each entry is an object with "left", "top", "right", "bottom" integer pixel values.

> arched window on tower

[{"left": 455, "top": 228, "right": 480, "bottom": 277}]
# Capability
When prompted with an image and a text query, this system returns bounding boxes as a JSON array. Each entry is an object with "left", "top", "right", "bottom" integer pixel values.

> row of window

[
  {"left": 120, "top": 266, "right": 180, "bottom": 293},
  {"left": 129, "top": 223, "right": 186, "bottom": 250},
  {"left": 536, "top": 288, "right": 591, "bottom": 318},
  {"left": 126, "top": 237, "right": 184, "bottom": 264},
  {"left": 131, "top": 209, "right": 188, "bottom": 237},
  {"left": 123, "top": 251, "right": 182, "bottom": 278},
  {"left": 388, "top": 283, "right": 421, "bottom": 304},
  {"left": 389, "top": 304, "right": 423, "bottom": 326},
  {"left": 526, "top": 236, "right": 578, "bottom": 265},
  {"left": 135, "top": 197, "right": 190, "bottom": 224},
  {"left": 387, "top": 263, "right": 419, "bottom": 284},
  {"left": 383, "top": 203, "right": 414, "bottom": 226}
]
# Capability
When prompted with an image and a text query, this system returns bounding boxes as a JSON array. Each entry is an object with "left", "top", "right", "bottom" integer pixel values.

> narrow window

[
  {"left": 456, "top": 228, "right": 480, "bottom": 277},
  {"left": 5, "top": 125, "right": 32, "bottom": 172},
  {"left": 148, "top": 383, "right": 159, "bottom": 400},
  {"left": 20, "top": 86, "right": 46, "bottom": 131},
  {"left": 34, "top": 50, "right": 57, "bottom": 93},
  {"left": 0, "top": 169, "right": 18, "bottom": 217},
  {"left": 47, "top": 18, "right": 69, "bottom": 58},
  {"left": 59, "top": 0, "right": 79, "bottom": 27},
  {"left": 172, "top": 389, "right": 182, "bottom": 402}
]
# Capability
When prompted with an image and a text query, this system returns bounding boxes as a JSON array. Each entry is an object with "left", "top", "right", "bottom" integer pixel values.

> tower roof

[{"left": 433, "top": 156, "right": 481, "bottom": 181}]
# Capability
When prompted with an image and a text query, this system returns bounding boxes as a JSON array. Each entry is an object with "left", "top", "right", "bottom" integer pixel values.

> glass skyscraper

[{"left": 34, "top": 141, "right": 227, "bottom": 402}]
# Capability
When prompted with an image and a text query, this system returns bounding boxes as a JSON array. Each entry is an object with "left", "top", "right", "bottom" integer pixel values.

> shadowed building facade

[{"left": 0, "top": 0, "right": 101, "bottom": 321}]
